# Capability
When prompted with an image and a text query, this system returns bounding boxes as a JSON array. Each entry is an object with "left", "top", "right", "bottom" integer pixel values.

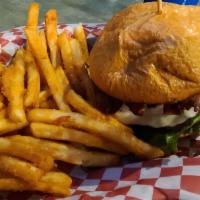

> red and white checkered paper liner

[{"left": 1, "top": 23, "right": 200, "bottom": 200}]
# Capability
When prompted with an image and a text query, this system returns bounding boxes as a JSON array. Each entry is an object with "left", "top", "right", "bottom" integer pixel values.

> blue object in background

[{"left": 144, "top": 0, "right": 199, "bottom": 5}]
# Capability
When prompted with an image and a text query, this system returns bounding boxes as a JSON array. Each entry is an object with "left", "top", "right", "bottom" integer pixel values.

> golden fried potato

[
  {"left": 0, "top": 171, "right": 13, "bottom": 179},
  {"left": 27, "top": 108, "right": 68, "bottom": 123},
  {"left": 65, "top": 89, "right": 105, "bottom": 120},
  {"left": 56, "top": 114, "right": 164, "bottom": 159},
  {"left": 45, "top": 9, "right": 59, "bottom": 67},
  {"left": 25, "top": 29, "right": 70, "bottom": 111},
  {"left": 0, "top": 155, "right": 44, "bottom": 184},
  {"left": 55, "top": 66, "right": 70, "bottom": 94},
  {"left": 0, "top": 94, "right": 5, "bottom": 110},
  {"left": 0, "top": 171, "right": 71, "bottom": 196},
  {"left": 27, "top": 108, "right": 164, "bottom": 159},
  {"left": 65, "top": 89, "right": 132, "bottom": 132},
  {"left": 58, "top": 32, "right": 73, "bottom": 68},
  {"left": 0, "top": 118, "right": 27, "bottom": 135},
  {"left": 0, "top": 178, "right": 27, "bottom": 191},
  {"left": 24, "top": 49, "right": 40, "bottom": 108},
  {"left": 39, "top": 90, "right": 51, "bottom": 104},
  {"left": 2, "top": 50, "right": 27, "bottom": 122},
  {"left": 74, "top": 23, "right": 89, "bottom": 61},
  {"left": 30, "top": 122, "right": 128, "bottom": 155},
  {"left": 58, "top": 33, "right": 84, "bottom": 94},
  {"left": 70, "top": 38, "right": 85, "bottom": 68},
  {"left": 0, "top": 109, "right": 6, "bottom": 119},
  {"left": 59, "top": 34, "right": 95, "bottom": 105},
  {"left": 39, "top": 31, "right": 47, "bottom": 53},
  {"left": 39, "top": 98, "right": 57, "bottom": 109},
  {"left": 0, "top": 63, "right": 5, "bottom": 75},
  {"left": 0, "top": 137, "right": 54, "bottom": 171},
  {"left": 9, "top": 135, "right": 120, "bottom": 167},
  {"left": 26, "top": 2, "right": 39, "bottom": 30},
  {"left": 77, "top": 67, "right": 97, "bottom": 105},
  {"left": 35, "top": 171, "right": 71, "bottom": 195}
]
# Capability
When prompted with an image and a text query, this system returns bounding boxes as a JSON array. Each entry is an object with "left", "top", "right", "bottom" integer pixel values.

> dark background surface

[{"left": 0, "top": 0, "right": 138, "bottom": 31}]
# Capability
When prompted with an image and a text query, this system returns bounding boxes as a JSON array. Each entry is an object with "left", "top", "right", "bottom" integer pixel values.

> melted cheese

[{"left": 114, "top": 104, "right": 197, "bottom": 128}]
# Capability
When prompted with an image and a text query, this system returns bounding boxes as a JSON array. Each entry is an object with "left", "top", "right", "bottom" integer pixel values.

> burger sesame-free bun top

[{"left": 88, "top": 2, "right": 200, "bottom": 104}]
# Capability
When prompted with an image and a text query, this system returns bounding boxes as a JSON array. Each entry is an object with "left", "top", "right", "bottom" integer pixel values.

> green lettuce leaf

[{"left": 149, "top": 114, "right": 200, "bottom": 154}]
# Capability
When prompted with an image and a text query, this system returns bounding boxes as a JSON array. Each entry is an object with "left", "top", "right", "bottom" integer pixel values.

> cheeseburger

[{"left": 88, "top": 2, "right": 200, "bottom": 154}]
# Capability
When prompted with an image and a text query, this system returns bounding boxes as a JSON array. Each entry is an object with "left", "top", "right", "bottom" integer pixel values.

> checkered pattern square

[
  {"left": 1, "top": 24, "right": 200, "bottom": 200},
  {"left": 0, "top": 23, "right": 103, "bottom": 65},
  {"left": 120, "top": 168, "right": 141, "bottom": 181}
]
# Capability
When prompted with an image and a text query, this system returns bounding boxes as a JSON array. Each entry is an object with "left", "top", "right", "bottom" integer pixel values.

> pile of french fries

[{"left": 0, "top": 2, "right": 164, "bottom": 197}]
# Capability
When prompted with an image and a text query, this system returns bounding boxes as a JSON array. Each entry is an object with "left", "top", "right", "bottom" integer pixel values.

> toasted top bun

[{"left": 88, "top": 2, "right": 200, "bottom": 104}]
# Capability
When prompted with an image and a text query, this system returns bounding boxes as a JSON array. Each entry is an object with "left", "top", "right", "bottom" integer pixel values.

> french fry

[
  {"left": 65, "top": 89, "right": 106, "bottom": 120},
  {"left": 39, "top": 101, "right": 50, "bottom": 109},
  {"left": 34, "top": 171, "right": 71, "bottom": 196},
  {"left": 0, "top": 118, "right": 27, "bottom": 135},
  {"left": 62, "top": 32, "right": 97, "bottom": 107},
  {"left": 0, "top": 171, "right": 12, "bottom": 179},
  {"left": 56, "top": 114, "right": 164, "bottom": 159},
  {"left": 63, "top": 35, "right": 96, "bottom": 104},
  {"left": 24, "top": 49, "right": 40, "bottom": 108},
  {"left": 77, "top": 66, "right": 97, "bottom": 105},
  {"left": 0, "top": 94, "right": 5, "bottom": 110},
  {"left": 0, "top": 155, "right": 44, "bottom": 184},
  {"left": 0, "top": 172, "right": 71, "bottom": 196},
  {"left": 59, "top": 33, "right": 95, "bottom": 104},
  {"left": 45, "top": 9, "right": 59, "bottom": 67},
  {"left": 39, "top": 97, "right": 57, "bottom": 109},
  {"left": 1, "top": 50, "right": 27, "bottom": 122},
  {"left": 55, "top": 66, "right": 70, "bottom": 93},
  {"left": 27, "top": 108, "right": 68, "bottom": 123},
  {"left": 27, "top": 108, "right": 163, "bottom": 159},
  {"left": 8, "top": 135, "right": 120, "bottom": 167},
  {"left": 0, "top": 63, "right": 5, "bottom": 75},
  {"left": 27, "top": 107, "right": 107, "bottom": 125},
  {"left": 53, "top": 111, "right": 163, "bottom": 159},
  {"left": 74, "top": 23, "right": 89, "bottom": 61},
  {"left": 58, "top": 33, "right": 84, "bottom": 95},
  {"left": 58, "top": 32, "right": 73, "bottom": 67},
  {"left": 62, "top": 32, "right": 110, "bottom": 111},
  {"left": 66, "top": 67, "right": 85, "bottom": 96},
  {"left": 0, "top": 178, "right": 27, "bottom": 191},
  {"left": 39, "top": 31, "right": 47, "bottom": 53},
  {"left": 25, "top": 29, "right": 70, "bottom": 111},
  {"left": 0, "top": 109, "right": 6, "bottom": 119},
  {"left": 69, "top": 38, "right": 85, "bottom": 67},
  {"left": 0, "top": 94, "right": 5, "bottom": 102},
  {"left": 39, "top": 90, "right": 51, "bottom": 104},
  {"left": 25, "top": 2, "right": 41, "bottom": 90},
  {"left": 30, "top": 122, "right": 128, "bottom": 155},
  {"left": 0, "top": 137, "right": 54, "bottom": 171},
  {"left": 26, "top": 2, "right": 39, "bottom": 30},
  {"left": 39, "top": 171, "right": 72, "bottom": 188},
  {"left": 0, "top": 89, "right": 5, "bottom": 115},
  {"left": 65, "top": 89, "right": 132, "bottom": 132},
  {"left": 38, "top": 31, "right": 48, "bottom": 84}
]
